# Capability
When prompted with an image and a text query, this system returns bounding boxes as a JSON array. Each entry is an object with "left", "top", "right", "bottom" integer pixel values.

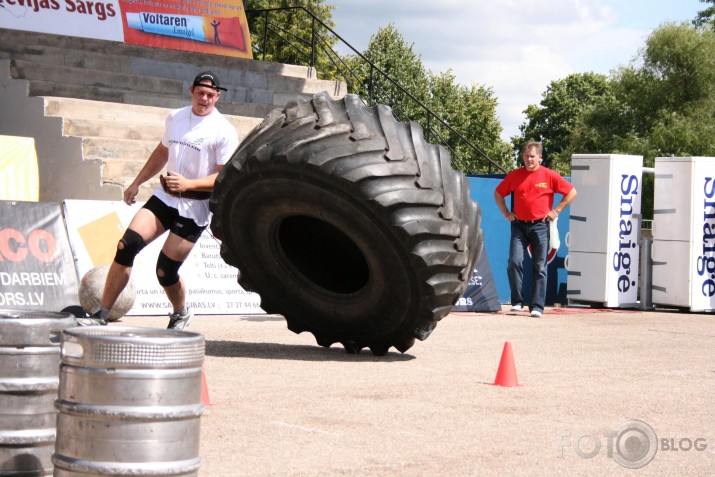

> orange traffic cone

[
  {"left": 201, "top": 367, "right": 212, "bottom": 405},
  {"left": 492, "top": 341, "right": 521, "bottom": 387}
]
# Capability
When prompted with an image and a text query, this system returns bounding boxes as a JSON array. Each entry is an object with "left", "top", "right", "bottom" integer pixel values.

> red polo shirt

[{"left": 495, "top": 166, "right": 573, "bottom": 221}]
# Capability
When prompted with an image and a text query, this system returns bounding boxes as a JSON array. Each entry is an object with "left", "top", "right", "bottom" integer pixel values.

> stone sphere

[{"left": 78, "top": 264, "right": 136, "bottom": 321}]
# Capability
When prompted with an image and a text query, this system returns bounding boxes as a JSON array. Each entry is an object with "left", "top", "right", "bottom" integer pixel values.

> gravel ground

[{"left": 118, "top": 306, "right": 714, "bottom": 477}]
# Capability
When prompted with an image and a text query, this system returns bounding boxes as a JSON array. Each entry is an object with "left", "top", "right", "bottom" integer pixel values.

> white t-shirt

[{"left": 153, "top": 105, "right": 239, "bottom": 226}]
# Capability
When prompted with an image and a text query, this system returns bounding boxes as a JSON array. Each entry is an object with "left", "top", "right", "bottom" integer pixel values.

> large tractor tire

[{"left": 210, "top": 92, "right": 483, "bottom": 355}]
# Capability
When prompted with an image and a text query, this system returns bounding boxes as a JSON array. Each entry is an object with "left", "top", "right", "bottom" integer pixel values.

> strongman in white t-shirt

[{"left": 77, "top": 70, "right": 239, "bottom": 330}]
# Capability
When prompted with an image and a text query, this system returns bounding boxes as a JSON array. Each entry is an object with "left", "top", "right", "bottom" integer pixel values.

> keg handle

[{"left": 61, "top": 341, "right": 84, "bottom": 359}]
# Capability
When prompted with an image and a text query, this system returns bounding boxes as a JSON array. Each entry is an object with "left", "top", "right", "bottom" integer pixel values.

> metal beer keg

[
  {"left": 0, "top": 309, "right": 77, "bottom": 476},
  {"left": 53, "top": 327, "right": 205, "bottom": 476}
]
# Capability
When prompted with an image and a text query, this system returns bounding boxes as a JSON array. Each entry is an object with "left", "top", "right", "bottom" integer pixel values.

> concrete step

[
  {"left": 43, "top": 95, "right": 260, "bottom": 200},
  {"left": 82, "top": 137, "right": 156, "bottom": 161},
  {"left": 0, "top": 27, "right": 317, "bottom": 80},
  {"left": 51, "top": 98, "right": 263, "bottom": 140},
  {"left": 124, "top": 90, "right": 280, "bottom": 119},
  {"left": 99, "top": 158, "right": 161, "bottom": 201},
  {"left": 15, "top": 59, "right": 345, "bottom": 107},
  {"left": 65, "top": 116, "right": 260, "bottom": 141},
  {"left": 12, "top": 55, "right": 273, "bottom": 106},
  {"left": 64, "top": 118, "right": 164, "bottom": 141},
  {"left": 44, "top": 96, "right": 169, "bottom": 124},
  {"left": 28, "top": 73, "right": 285, "bottom": 119},
  {"left": 100, "top": 158, "right": 148, "bottom": 182},
  {"left": 12, "top": 59, "right": 183, "bottom": 95},
  {"left": 5, "top": 43, "right": 145, "bottom": 73},
  {"left": 10, "top": 51, "right": 346, "bottom": 109},
  {"left": 0, "top": 26, "right": 348, "bottom": 203}
]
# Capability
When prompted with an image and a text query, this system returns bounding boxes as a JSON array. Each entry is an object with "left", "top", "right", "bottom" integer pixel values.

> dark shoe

[
  {"left": 75, "top": 308, "right": 108, "bottom": 326},
  {"left": 167, "top": 309, "right": 194, "bottom": 331}
]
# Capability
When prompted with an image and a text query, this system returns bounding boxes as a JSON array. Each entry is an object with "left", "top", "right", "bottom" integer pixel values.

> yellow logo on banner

[{"left": 77, "top": 212, "right": 124, "bottom": 267}]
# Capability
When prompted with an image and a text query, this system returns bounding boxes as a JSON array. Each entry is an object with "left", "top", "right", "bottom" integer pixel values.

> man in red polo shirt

[{"left": 494, "top": 141, "right": 577, "bottom": 318}]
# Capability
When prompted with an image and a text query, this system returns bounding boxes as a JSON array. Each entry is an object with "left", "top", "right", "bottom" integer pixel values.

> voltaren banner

[
  {"left": 0, "top": 200, "right": 79, "bottom": 311},
  {"left": 0, "top": 0, "right": 252, "bottom": 59}
]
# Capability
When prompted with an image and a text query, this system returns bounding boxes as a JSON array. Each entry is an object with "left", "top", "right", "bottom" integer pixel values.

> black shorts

[{"left": 142, "top": 196, "right": 206, "bottom": 243}]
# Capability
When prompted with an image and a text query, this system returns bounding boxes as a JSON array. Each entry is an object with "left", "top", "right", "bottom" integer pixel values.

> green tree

[
  {"left": 343, "top": 24, "right": 431, "bottom": 122},
  {"left": 575, "top": 23, "right": 715, "bottom": 154},
  {"left": 643, "top": 23, "right": 715, "bottom": 109},
  {"left": 569, "top": 23, "right": 715, "bottom": 219},
  {"left": 514, "top": 73, "right": 611, "bottom": 174},
  {"left": 244, "top": 0, "right": 338, "bottom": 79},
  {"left": 567, "top": 66, "right": 657, "bottom": 158},
  {"left": 343, "top": 24, "right": 510, "bottom": 173},
  {"left": 243, "top": 8, "right": 510, "bottom": 173},
  {"left": 693, "top": 0, "right": 715, "bottom": 29},
  {"left": 427, "top": 71, "right": 512, "bottom": 173}
]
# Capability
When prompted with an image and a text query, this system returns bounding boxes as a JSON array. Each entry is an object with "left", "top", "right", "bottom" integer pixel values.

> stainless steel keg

[
  {"left": 0, "top": 309, "right": 77, "bottom": 477},
  {"left": 53, "top": 327, "right": 205, "bottom": 477}
]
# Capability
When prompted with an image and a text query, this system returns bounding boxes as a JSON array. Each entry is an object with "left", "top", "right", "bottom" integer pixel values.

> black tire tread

[{"left": 210, "top": 92, "right": 482, "bottom": 354}]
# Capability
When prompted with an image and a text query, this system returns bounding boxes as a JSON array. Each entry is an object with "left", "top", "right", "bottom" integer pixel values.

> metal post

[
  {"left": 639, "top": 238, "right": 654, "bottom": 310},
  {"left": 310, "top": 16, "right": 316, "bottom": 68},
  {"left": 262, "top": 11, "right": 268, "bottom": 61}
]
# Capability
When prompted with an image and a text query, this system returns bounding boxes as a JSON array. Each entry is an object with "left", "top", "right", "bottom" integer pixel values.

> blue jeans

[{"left": 507, "top": 221, "right": 548, "bottom": 312}]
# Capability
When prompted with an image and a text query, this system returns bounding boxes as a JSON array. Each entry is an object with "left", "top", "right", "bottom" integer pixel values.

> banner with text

[
  {"left": 63, "top": 199, "right": 263, "bottom": 316},
  {"left": 0, "top": 0, "right": 252, "bottom": 58},
  {"left": 0, "top": 200, "right": 79, "bottom": 311},
  {"left": 453, "top": 247, "right": 502, "bottom": 312}
]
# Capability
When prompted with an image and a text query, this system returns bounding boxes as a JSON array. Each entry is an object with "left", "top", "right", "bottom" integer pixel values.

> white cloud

[{"left": 331, "top": 0, "right": 702, "bottom": 141}]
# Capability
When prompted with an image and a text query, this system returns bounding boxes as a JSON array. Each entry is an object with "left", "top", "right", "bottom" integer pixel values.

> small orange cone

[
  {"left": 201, "top": 367, "right": 212, "bottom": 405},
  {"left": 492, "top": 341, "right": 521, "bottom": 387}
]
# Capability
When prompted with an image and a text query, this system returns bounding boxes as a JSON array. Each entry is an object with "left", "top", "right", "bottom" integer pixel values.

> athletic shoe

[
  {"left": 530, "top": 310, "right": 542, "bottom": 318},
  {"left": 75, "top": 308, "right": 107, "bottom": 326},
  {"left": 167, "top": 309, "right": 194, "bottom": 331},
  {"left": 510, "top": 304, "right": 523, "bottom": 312}
]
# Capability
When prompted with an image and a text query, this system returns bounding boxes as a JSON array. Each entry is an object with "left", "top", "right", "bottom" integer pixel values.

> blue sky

[{"left": 331, "top": 0, "right": 706, "bottom": 141}]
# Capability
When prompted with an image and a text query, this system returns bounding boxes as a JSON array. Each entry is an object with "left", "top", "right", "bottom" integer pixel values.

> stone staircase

[{"left": 0, "top": 28, "right": 347, "bottom": 202}]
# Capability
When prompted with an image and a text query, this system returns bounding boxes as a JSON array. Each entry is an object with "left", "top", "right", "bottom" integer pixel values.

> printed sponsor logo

[
  {"left": 696, "top": 177, "right": 715, "bottom": 298},
  {"left": 0, "top": 0, "right": 116, "bottom": 21},
  {"left": 0, "top": 228, "right": 58, "bottom": 263},
  {"left": 612, "top": 174, "right": 638, "bottom": 294}
]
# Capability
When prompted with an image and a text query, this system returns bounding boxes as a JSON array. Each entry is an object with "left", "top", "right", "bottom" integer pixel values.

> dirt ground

[{"left": 118, "top": 305, "right": 714, "bottom": 477}]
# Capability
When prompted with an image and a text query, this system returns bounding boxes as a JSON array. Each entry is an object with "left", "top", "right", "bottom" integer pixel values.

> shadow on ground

[{"left": 205, "top": 339, "right": 416, "bottom": 362}]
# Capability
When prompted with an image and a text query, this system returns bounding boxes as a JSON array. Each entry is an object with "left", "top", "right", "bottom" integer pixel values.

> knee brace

[
  {"left": 156, "top": 251, "right": 183, "bottom": 287},
  {"left": 114, "top": 229, "right": 146, "bottom": 266}
]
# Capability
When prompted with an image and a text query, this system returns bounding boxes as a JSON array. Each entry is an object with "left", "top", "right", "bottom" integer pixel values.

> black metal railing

[{"left": 245, "top": 6, "right": 507, "bottom": 174}]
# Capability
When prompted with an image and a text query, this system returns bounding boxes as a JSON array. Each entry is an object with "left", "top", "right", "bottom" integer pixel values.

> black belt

[
  {"left": 160, "top": 174, "right": 212, "bottom": 200},
  {"left": 515, "top": 218, "right": 545, "bottom": 224}
]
